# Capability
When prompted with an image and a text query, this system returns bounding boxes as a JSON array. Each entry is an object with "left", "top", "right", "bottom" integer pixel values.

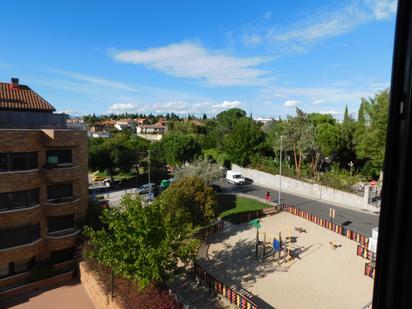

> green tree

[
  {"left": 161, "top": 176, "right": 217, "bottom": 226},
  {"left": 160, "top": 132, "right": 202, "bottom": 166},
  {"left": 174, "top": 159, "right": 223, "bottom": 185},
  {"left": 88, "top": 133, "right": 142, "bottom": 180},
  {"left": 356, "top": 90, "right": 389, "bottom": 178},
  {"left": 338, "top": 105, "right": 357, "bottom": 166},
  {"left": 84, "top": 194, "right": 198, "bottom": 290},
  {"left": 283, "top": 108, "right": 314, "bottom": 177},
  {"left": 222, "top": 117, "right": 265, "bottom": 166}
]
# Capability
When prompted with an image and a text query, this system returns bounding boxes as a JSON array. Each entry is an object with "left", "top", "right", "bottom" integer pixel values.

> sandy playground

[{"left": 200, "top": 212, "right": 373, "bottom": 309}]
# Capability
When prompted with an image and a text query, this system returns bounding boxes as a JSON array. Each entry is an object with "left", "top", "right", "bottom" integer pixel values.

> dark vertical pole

[{"left": 111, "top": 269, "right": 114, "bottom": 300}]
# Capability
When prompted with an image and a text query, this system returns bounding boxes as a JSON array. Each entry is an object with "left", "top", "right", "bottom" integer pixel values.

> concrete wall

[
  {"left": 231, "top": 164, "right": 373, "bottom": 211},
  {"left": 79, "top": 261, "right": 120, "bottom": 309}
]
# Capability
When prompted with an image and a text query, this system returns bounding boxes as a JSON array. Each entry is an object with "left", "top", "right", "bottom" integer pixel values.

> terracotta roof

[{"left": 0, "top": 81, "right": 56, "bottom": 112}]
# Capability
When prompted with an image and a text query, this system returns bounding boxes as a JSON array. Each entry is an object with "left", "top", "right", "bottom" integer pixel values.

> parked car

[
  {"left": 103, "top": 178, "right": 120, "bottom": 187},
  {"left": 226, "top": 170, "right": 245, "bottom": 184},
  {"left": 136, "top": 183, "right": 156, "bottom": 194},
  {"left": 93, "top": 175, "right": 105, "bottom": 182}
]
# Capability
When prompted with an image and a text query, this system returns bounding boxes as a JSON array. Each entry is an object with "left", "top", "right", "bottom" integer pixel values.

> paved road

[{"left": 216, "top": 179, "right": 380, "bottom": 237}]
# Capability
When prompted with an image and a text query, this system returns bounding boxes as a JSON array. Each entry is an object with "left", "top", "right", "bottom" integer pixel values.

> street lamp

[
  {"left": 348, "top": 161, "right": 354, "bottom": 176},
  {"left": 278, "top": 135, "right": 284, "bottom": 206},
  {"left": 147, "top": 150, "right": 152, "bottom": 200}
]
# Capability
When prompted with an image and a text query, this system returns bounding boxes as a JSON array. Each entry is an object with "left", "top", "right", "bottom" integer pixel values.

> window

[
  {"left": 47, "top": 183, "right": 73, "bottom": 202},
  {"left": 51, "top": 247, "right": 75, "bottom": 264},
  {"left": 47, "top": 215, "right": 74, "bottom": 233},
  {"left": 46, "top": 150, "right": 72, "bottom": 167},
  {"left": 0, "top": 257, "right": 35, "bottom": 279},
  {"left": 0, "top": 152, "right": 37, "bottom": 172},
  {"left": 0, "top": 189, "right": 39, "bottom": 211},
  {"left": 14, "top": 257, "right": 35, "bottom": 274},
  {"left": 0, "top": 263, "right": 9, "bottom": 278},
  {"left": 0, "top": 224, "right": 41, "bottom": 250}
]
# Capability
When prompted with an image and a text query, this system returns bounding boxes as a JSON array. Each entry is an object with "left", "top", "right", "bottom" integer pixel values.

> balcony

[
  {"left": 43, "top": 198, "right": 81, "bottom": 217},
  {"left": 0, "top": 189, "right": 40, "bottom": 214},
  {"left": 43, "top": 165, "right": 80, "bottom": 183},
  {"left": 46, "top": 228, "right": 80, "bottom": 252},
  {"left": 0, "top": 224, "right": 41, "bottom": 252}
]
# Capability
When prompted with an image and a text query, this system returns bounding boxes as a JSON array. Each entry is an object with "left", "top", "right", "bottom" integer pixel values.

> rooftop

[{"left": 0, "top": 78, "right": 56, "bottom": 112}]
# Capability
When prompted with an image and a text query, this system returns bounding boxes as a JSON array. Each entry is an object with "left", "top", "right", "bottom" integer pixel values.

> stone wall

[
  {"left": 232, "top": 164, "right": 374, "bottom": 211},
  {"left": 79, "top": 261, "right": 120, "bottom": 309}
]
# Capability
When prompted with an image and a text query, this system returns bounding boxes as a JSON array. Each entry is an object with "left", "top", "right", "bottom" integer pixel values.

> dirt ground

[
  {"left": 1, "top": 281, "right": 95, "bottom": 309},
  {"left": 200, "top": 212, "right": 373, "bottom": 309}
]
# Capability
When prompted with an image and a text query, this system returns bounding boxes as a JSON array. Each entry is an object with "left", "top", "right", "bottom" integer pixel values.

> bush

[{"left": 319, "top": 164, "right": 363, "bottom": 192}]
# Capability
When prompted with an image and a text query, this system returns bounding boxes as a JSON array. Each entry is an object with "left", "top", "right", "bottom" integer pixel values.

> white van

[{"left": 226, "top": 170, "right": 245, "bottom": 184}]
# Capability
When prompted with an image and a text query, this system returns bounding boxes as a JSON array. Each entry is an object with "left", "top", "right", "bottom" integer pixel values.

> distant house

[
  {"left": 254, "top": 117, "right": 273, "bottom": 125},
  {"left": 114, "top": 118, "right": 135, "bottom": 131},
  {"left": 90, "top": 120, "right": 115, "bottom": 132},
  {"left": 134, "top": 118, "right": 146, "bottom": 126},
  {"left": 136, "top": 124, "right": 167, "bottom": 141},
  {"left": 91, "top": 131, "right": 112, "bottom": 138},
  {"left": 66, "top": 118, "right": 87, "bottom": 130}
]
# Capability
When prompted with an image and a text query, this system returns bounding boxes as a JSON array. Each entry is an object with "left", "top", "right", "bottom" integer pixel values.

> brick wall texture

[{"left": 0, "top": 129, "right": 88, "bottom": 289}]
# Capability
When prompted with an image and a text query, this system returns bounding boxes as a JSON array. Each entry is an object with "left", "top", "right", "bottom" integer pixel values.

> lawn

[{"left": 216, "top": 194, "right": 270, "bottom": 220}]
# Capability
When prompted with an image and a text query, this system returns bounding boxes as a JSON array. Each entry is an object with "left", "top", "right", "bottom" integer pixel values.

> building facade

[{"left": 0, "top": 79, "right": 88, "bottom": 291}]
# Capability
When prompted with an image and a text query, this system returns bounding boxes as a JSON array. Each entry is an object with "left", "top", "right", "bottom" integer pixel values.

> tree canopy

[
  {"left": 84, "top": 194, "right": 199, "bottom": 289},
  {"left": 160, "top": 176, "right": 217, "bottom": 226}
]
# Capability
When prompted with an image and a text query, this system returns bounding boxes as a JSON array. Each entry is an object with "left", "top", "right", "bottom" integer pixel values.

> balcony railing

[
  {"left": 43, "top": 163, "right": 73, "bottom": 169},
  {"left": 46, "top": 196, "right": 78, "bottom": 204}
]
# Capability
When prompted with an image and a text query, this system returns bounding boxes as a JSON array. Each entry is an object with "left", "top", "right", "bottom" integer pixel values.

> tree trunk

[{"left": 293, "top": 145, "right": 298, "bottom": 176}]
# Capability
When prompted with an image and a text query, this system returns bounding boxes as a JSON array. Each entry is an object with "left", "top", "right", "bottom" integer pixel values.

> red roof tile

[{"left": 0, "top": 82, "right": 56, "bottom": 112}]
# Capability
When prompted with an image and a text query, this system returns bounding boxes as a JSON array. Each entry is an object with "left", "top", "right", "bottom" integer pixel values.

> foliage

[
  {"left": 86, "top": 199, "right": 106, "bottom": 230},
  {"left": 89, "top": 133, "right": 149, "bottom": 179},
  {"left": 319, "top": 164, "right": 362, "bottom": 191},
  {"left": 222, "top": 117, "right": 265, "bottom": 166},
  {"left": 174, "top": 159, "right": 223, "bottom": 185},
  {"left": 160, "top": 176, "right": 217, "bottom": 226},
  {"left": 283, "top": 108, "right": 315, "bottom": 177},
  {"left": 84, "top": 194, "right": 199, "bottom": 289},
  {"left": 119, "top": 282, "right": 183, "bottom": 309},
  {"left": 355, "top": 90, "right": 389, "bottom": 178},
  {"left": 203, "top": 148, "right": 231, "bottom": 168},
  {"left": 157, "top": 132, "right": 202, "bottom": 166}
]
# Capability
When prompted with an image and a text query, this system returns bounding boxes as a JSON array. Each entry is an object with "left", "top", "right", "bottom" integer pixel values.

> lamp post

[
  {"left": 278, "top": 135, "right": 284, "bottom": 206},
  {"left": 348, "top": 161, "right": 354, "bottom": 176}
]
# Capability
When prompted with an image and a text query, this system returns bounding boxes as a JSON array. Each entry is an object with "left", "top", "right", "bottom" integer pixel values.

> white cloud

[
  {"left": 51, "top": 70, "right": 139, "bottom": 92},
  {"left": 212, "top": 100, "right": 242, "bottom": 111},
  {"left": 112, "top": 42, "right": 270, "bottom": 86},
  {"left": 107, "top": 103, "right": 139, "bottom": 114},
  {"left": 152, "top": 101, "right": 188, "bottom": 113},
  {"left": 284, "top": 100, "right": 299, "bottom": 108},
  {"left": 264, "top": 85, "right": 374, "bottom": 106},
  {"left": 319, "top": 110, "right": 341, "bottom": 116},
  {"left": 313, "top": 99, "right": 324, "bottom": 105},
  {"left": 242, "top": 34, "right": 263, "bottom": 47},
  {"left": 243, "top": 0, "right": 397, "bottom": 49},
  {"left": 105, "top": 100, "right": 243, "bottom": 115},
  {"left": 366, "top": 0, "right": 397, "bottom": 20}
]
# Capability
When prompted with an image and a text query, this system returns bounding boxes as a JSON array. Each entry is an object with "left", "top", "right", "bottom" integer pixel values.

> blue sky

[{"left": 0, "top": 0, "right": 397, "bottom": 118}]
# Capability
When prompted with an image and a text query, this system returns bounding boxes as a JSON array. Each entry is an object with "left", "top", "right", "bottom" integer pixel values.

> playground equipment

[{"left": 255, "top": 229, "right": 293, "bottom": 264}]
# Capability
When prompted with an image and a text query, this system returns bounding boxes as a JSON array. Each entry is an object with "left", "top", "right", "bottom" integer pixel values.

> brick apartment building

[{"left": 0, "top": 78, "right": 88, "bottom": 291}]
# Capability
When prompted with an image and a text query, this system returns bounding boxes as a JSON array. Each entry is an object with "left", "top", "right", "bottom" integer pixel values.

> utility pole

[
  {"left": 148, "top": 150, "right": 151, "bottom": 196},
  {"left": 278, "top": 135, "right": 283, "bottom": 206}
]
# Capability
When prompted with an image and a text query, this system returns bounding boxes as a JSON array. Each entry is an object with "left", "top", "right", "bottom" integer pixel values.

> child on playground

[{"left": 265, "top": 191, "right": 271, "bottom": 202}]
